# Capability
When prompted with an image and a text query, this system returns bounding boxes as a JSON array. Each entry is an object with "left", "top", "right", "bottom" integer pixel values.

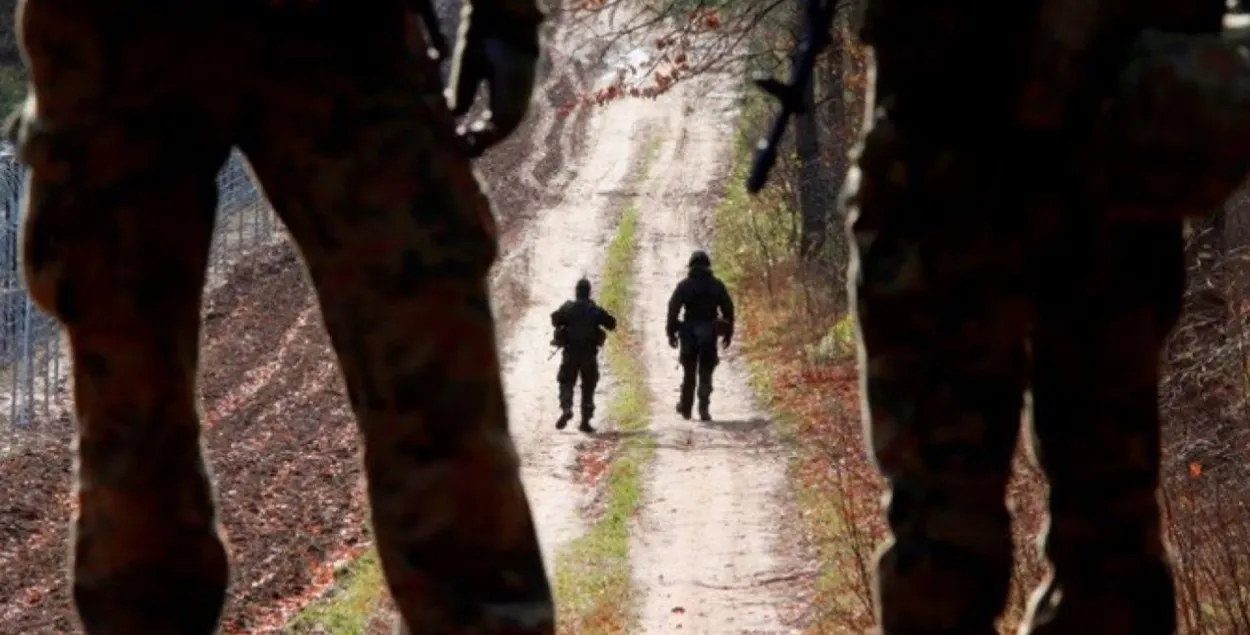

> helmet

[
  {"left": 688, "top": 250, "right": 711, "bottom": 269},
  {"left": 575, "top": 277, "right": 591, "bottom": 299}
]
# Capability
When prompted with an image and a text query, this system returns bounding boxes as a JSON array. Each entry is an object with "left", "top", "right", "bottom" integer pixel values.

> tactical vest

[{"left": 560, "top": 301, "right": 606, "bottom": 349}]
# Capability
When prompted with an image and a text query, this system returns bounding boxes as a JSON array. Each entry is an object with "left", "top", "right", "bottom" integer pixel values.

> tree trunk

[{"left": 795, "top": 59, "right": 824, "bottom": 263}]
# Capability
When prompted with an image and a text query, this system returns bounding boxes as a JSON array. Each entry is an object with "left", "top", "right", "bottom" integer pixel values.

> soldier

[
  {"left": 6, "top": 1, "right": 553, "bottom": 633},
  {"left": 666, "top": 250, "right": 734, "bottom": 421},
  {"left": 845, "top": 2, "right": 1250, "bottom": 634},
  {"left": 550, "top": 277, "right": 617, "bottom": 433}
]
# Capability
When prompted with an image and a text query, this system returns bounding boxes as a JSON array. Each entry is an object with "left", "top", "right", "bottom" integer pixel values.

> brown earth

[{"left": 0, "top": 242, "right": 364, "bottom": 634}]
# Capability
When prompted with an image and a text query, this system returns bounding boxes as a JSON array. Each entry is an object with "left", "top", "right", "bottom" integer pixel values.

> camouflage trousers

[
  {"left": 677, "top": 328, "right": 718, "bottom": 410},
  {"left": 8, "top": 1, "right": 551, "bottom": 633},
  {"left": 556, "top": 349, "right": 599, "bottom": 420},
  {"left": 847, "top": 2, "right": 1182, "bottom": 634}
]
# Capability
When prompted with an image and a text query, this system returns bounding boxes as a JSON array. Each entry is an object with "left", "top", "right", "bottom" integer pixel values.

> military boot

[
  {"left": 677, "top": 385, "right": 694, "bottom": 420},
  {"left": 556, "top": 408, "right": 573, "bottom": 430},
  {"left": 698, "top": 398, "right": 711, "bottom": 422},
  {"left": 578, "top": 416, "right": 596, "bottom": 434},
  {"left": 578, "top": 403, "right": 596, "bottom": 433},
  {"left": 676, "top": 400, "right": 692, "bottom": 420}
]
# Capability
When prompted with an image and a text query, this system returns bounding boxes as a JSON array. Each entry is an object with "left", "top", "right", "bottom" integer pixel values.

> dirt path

[
  {"left": 627, "top": 74, "right": 798, "bottom": 633},
  {"left": 497, "top": 65, "right": 669, "bottom": 577}
]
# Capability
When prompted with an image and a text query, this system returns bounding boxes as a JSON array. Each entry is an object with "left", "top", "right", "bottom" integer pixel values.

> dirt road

[
  {"left": 492, "top": 26, "right": 668, "bottom": 572},
  {"left": 501, "top": 30, "right": 801, "bottom": 634},
  {"left": 628, "top": 74, "right": 798, "bottom": 634}
]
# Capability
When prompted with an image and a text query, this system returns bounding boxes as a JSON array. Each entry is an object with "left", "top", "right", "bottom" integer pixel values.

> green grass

[
  {"left": 551, "top": 202, "right": 652, "bottom": 633},
  {"left": 285, "top": 548, "right": 386, "bottom": 634}
]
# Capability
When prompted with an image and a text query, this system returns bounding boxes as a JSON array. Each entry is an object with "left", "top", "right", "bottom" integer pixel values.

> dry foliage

[{"left": 556, "top": 0, "right": 843, "bottom": 111}]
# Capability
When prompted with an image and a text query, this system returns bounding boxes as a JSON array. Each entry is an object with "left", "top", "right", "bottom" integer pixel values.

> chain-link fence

[{"left": 0, "top": 149, "right": 284, "bottom": 433}]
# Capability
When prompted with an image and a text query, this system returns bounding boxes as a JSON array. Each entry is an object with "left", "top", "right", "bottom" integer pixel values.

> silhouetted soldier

[
  {"left": 550, "top": 278, "right": 616, "bottom": 433},
  {"left": 666, "top": 250, "right": 734, "bottom": 421},
  {"left": 6, "top": 0, "right": 553, "bottom": 633},
  {"left": 845, "top": 2, "right": 1250, "bottom": 634}
]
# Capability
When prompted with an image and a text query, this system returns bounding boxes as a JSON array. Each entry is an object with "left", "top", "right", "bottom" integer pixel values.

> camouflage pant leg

[
  {"left": 695, "top": 341, "right": 718, "bottom": 404},
  {"left": 557, "top": 351, "right": 597, "bottom": 418},
  {"left": 557, "top": 355, "right": 577, "bottom": 413},
  {"left": 677, "top": 335, "right": 699, "bottom": 409},
  {"left": 10, "top": 4, "right": 244, "bottom": 633},
  {"left": 233, "top": 12, "right": 552, "bottom": 632},
  {"left": 578, "top": 355, "right": 600, "bottom": 420},
  {"left": 1021, "top": 222, "right": 1182, "bottom": 635},
  {"left": 849, "top": 3, "right": 1039, "bottom": 632},
  {"left": 678, "top": 336, "right": 716, "bottom": 409}
]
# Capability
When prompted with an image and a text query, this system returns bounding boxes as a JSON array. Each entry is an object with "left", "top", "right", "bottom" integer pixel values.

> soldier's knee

[
  {"left": 884, "top": 479, "right": 1013, "bottom": 557},
  {"left": 876, "top": 485, "right": 1014, "bottom": 631},
  {"left": 583, "top": 364, "right": 600, "bottom": 385}
]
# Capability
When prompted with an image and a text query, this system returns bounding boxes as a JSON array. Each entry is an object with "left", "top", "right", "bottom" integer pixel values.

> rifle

[
  {"left": 746, "top": 0, "right": 839, "bottom": 194},
  {"left": 409, "top": 0, "right": 451, "bottom": 62},
  {"left": 547, "top": 346, "right": 560, "bottom": 361}
]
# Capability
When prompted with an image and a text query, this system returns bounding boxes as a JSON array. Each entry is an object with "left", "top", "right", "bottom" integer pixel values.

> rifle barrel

[
  {"left": 747, "top": 109, "right": 793, "bottom": 193},
  {"left": 744, "top": 0, "right": 836, "bottom": 194}
]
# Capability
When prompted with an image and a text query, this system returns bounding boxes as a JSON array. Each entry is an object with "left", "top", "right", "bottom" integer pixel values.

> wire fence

[
  {"left": 0, "top": 149, "right": 284, "bottom": 434},
  {"left": 0, "top": 0, "right": 464, "bottom": 440}
]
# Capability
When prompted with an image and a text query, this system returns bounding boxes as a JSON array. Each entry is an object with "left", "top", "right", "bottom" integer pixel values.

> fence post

[{"left": 17, "top": 292, "right": 32, "bottom": 428}]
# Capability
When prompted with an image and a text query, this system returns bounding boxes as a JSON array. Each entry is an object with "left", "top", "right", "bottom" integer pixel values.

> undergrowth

[
  {"left": 713, "top": 118, "right": 885, "bottom": 633},
  {"left": 0, "top": 65, "right": 21, "bottom": 118},
  {"left": 285, "top": 547, "right": 386, "bottom": 634},
  {"left": 551, "top": 202, "right": 651, "bottom": 634}
]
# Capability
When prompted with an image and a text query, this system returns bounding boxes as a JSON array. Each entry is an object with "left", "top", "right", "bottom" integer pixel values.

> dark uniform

[
  {"left": 846, "top": 2, "right": 1250, "bottom": 634},
  {"left": 6, "top": 1, "right": 552, "bottom": 633},
  {"left": 666, "top": 250, "right": 734, "bottom": 421},
  {"left": 550, "top": 278, "right": 616, "bottom": 433}
]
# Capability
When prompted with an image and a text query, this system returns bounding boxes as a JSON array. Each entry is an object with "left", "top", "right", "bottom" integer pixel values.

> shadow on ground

[{"left": 699, "top": 417, "right": 770, "bottom": 434}]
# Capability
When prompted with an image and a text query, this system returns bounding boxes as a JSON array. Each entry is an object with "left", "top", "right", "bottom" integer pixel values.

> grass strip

[
  {"left": 285, "top": 548, "right": 386, "bottom": 634},
  {"left": 551, "top": 202, "right": 653, "bottom": 633}
]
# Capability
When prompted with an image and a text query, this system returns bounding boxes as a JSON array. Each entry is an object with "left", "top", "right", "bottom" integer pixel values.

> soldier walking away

[
  {"left": 842, "top": 2, "right": 1250, "bottom": 634},
  {"left": 5, "top": 1, "right": 554, "bottom": 633},
  {"left": 550, "top": 278, "right": 617, "bottom": 433},
  {"left": 666, "top": 250, "right": 734, "bottom": 421}
]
